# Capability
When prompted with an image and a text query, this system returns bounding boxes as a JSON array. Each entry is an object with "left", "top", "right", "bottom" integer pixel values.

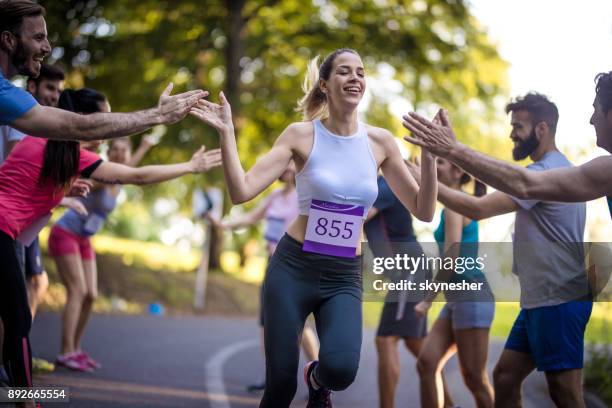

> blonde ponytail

[{"left": 296, "top": 56, "right": 328, "bottom": 121}]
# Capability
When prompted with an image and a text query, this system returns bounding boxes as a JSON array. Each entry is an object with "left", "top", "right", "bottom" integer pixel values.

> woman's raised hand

[{"left": 189, "top": 91, "right": 234, "bottom": 134}]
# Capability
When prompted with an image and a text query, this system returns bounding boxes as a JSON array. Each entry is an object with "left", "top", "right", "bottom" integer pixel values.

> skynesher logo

[{"left": 372, "top": 253, "right": 486, "bottom": 275}]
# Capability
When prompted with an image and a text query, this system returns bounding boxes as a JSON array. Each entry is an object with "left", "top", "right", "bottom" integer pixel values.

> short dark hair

[
  {"left": 59, "top": 88, "right": 107, "bottom": 114},
  {"left": 28, "top": 64, "right": 65, "bottom": 86},
  {"left": 505, "top": 92, "right": 559, "bottom": 135},
  {"left": 0, "top": 0, "right": 46, "bottom": 35},
  {"left": 595, "top": 72, "right": 612, "bottom": 115},
  {"left": 40, "top": 87, "right": 108, "bottom": 192}
]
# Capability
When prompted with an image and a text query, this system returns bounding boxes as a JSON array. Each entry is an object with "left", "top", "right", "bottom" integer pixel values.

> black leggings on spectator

[
  {"left": 259, "top": 234, "right": 362, "bottom": 408},
  {"left": 0, "top": 231, "right": 33, "bottom": 387}
]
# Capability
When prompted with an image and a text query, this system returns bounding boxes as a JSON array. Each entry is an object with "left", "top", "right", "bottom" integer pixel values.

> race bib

[
  {"left": 83, "top": 213, "right": 106, "bottom": 236},
  {"left": 303, "top": 199, "right": 364, "bottom": 258}
]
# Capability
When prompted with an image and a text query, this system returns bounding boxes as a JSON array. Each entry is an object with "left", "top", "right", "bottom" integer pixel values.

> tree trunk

[{"left": 225, "top": 0, "right": 246, "bottom": 121}]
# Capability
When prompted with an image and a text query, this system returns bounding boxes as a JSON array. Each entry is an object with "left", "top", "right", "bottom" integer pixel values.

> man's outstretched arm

[
  {"left": 11, "top": 83, "right": 207, "bottom": 141},
  {"left": 446, "top": 144, "right": 611, "bottom": 202},
  {"left": 403, "top": 109, "right": 612, "bottom": 202}
]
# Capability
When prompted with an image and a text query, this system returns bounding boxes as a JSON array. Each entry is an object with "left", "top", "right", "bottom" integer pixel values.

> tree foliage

[{"left": 42, "top": 0, "right": 511, "bottom": 240}]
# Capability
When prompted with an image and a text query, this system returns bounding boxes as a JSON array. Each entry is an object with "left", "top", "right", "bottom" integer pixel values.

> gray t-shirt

[{"left": 511, "top": 151, "right": 587, "bottom": 309}]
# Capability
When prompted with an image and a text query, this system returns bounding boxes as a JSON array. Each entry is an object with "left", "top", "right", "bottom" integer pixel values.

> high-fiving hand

[
  {"left": 157, "top": 83, "right": 209, "bottom": 125},
  {"left": 189, "top": 92, "right": 234, "bottom": 133},
  {"left": 402, "top": 109, "right": 458, "bottom": 157}
]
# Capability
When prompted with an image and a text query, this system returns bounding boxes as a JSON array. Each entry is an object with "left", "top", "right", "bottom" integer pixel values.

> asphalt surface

[{"left": 27, "top": 312, "right": 557, "bottom": 407}]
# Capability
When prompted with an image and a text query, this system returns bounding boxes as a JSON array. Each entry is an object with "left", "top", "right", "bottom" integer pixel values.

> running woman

[
  {"left": 409, "top": 155, "right": 494, "bottom": 408},
  {"left": 43, "top": 88, "right": 220, "bottom": 372},
  {"left": 0, "top": 87, "right": 221, "bottom": 390},
  {"left": 214, "top": 161, "right": 320, "bottom": 392},
  {"left": 405, "top": 94, "right": 590, "bottom": 408},
  {"left": 190, "top": 48, "right": 437, "bottom": 407}
]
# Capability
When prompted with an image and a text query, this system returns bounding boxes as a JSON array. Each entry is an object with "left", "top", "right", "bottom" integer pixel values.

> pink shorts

[{"left": 48, "top": 225, "right": 95, "bottom": 260}]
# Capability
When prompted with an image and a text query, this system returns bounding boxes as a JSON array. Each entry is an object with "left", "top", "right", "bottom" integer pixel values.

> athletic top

[
  {"left": 0, "top": 136, "right": 102, "bottom": 239},
  {"left": 55, "top": 187, "right": 119, "bottom": 237},
  {"left": 0, "top": 70, "right": 36, "bottom": 125},
  {"left": 365, "top": 176, "right": 416, "bottom": 243},
  {"left": 295, "top": 119, "right": 378, "bottom": 218},
  {"left": 510, "top": 151, "right": 587, "bottom": 309},
  {"left": 262, "top": 188, "right": 299, "bottom": 244},
  {"left": 1, "top": 126, "right": 26, "bottom": 163},
  {"left": 434, "top": 210, "right": 485, "bottom": 283}
]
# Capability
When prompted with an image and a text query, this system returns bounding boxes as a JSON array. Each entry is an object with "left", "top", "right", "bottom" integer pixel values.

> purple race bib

[{"left": 303, "top": 199, "right": 364, "bottom": 258}]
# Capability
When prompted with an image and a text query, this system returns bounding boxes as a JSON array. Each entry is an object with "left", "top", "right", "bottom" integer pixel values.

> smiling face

[
  {"left": 320, "top": 52, "right": 366, "bottom": 110},
  {"left": 6, "top": 15, "right": 51, "bottom": 77},
  {"left": 28, "top": 77, "right": 63, "bottom": 107}
]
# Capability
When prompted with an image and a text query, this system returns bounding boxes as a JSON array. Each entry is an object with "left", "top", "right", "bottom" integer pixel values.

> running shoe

[
  {"left": 56, "top": 352, "right": 93, "bottom": 372},
  {"left": 246, "top": 381, "right": 266, "bottom": 392},
  {"left": 304, "top": 361, "right": 332, "bottom": 408},
  {"left": 76, "top": 351, "right": 101, "bottom": 370},
  {"left": 32, "top": 357, "right": 55, "bottom": 374}
]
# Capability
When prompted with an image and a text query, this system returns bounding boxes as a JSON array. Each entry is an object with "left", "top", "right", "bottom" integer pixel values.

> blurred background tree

[{"left": 41, "top": 0, "right": 510, "bottom": 249}]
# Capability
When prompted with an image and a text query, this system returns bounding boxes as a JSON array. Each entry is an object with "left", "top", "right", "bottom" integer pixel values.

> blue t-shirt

[
  {"left": 364, "top": 176, "right": 416, "bottom": 243},
  {"left": 0, "top": 71, "right": 37, "bottom": 125}
]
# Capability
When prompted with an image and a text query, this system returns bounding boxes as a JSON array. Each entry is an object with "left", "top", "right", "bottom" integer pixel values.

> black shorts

[{"left": 377, "top": 300, "right": 427, "bottom": 338}]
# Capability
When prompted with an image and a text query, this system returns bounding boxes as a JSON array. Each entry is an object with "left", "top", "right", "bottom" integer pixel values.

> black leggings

[
  {"left": 0, "top": 231, "right": 33, "bottom": 387},
  {"left": 260, "top": 234, "right": 362, "bottom": 408}
]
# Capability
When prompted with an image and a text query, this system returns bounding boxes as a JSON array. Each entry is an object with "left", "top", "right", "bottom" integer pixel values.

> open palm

[{"left": 190, "top": 92, "right": 233, "bottom": 133}]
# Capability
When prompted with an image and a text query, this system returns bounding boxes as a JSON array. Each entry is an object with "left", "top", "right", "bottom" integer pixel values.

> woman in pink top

[{"left": 0, "top": 87, "right": 221, "bottom": 391}]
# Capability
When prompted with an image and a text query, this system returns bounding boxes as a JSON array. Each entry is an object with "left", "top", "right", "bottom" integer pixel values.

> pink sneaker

[
  {"left": 56, "top": 352, "right": 93, "bottom": 372},
  {"left": 76, "top": 351, "right": 101, "bottom": 370}
]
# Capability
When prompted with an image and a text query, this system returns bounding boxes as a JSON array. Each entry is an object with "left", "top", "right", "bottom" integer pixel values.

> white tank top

[{"left": 295, "top": 119, "right": 378, "bottom": 218}]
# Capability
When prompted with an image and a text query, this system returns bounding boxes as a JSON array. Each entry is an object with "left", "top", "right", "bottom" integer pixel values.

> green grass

[{"left": 40, "top": 234, "right": 260, "bottom": 316}]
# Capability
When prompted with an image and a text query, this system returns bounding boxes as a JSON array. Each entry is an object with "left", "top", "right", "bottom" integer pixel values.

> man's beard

[
  {"left": 12, "top": 40, "right": 37, "bottom": 77},
  {"left": 512, "top": 128, "right": 540, "bottom": 161}
]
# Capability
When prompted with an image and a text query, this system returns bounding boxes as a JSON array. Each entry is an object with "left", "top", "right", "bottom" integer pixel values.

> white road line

[{"left": 205, "top": 338, "right": 259, "bottom": 408}]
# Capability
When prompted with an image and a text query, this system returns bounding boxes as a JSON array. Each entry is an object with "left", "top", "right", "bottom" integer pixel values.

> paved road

[{"left": 30, "top": 312, "right": 556, "bottom": 407}]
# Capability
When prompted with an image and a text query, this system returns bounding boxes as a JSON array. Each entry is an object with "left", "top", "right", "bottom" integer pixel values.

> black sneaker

[
  {"left": 246, "top": 381, "right": 265, "bottom": 393},
  {"left": 304, "top": 361, "right": 332, "bottom": 408}
]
